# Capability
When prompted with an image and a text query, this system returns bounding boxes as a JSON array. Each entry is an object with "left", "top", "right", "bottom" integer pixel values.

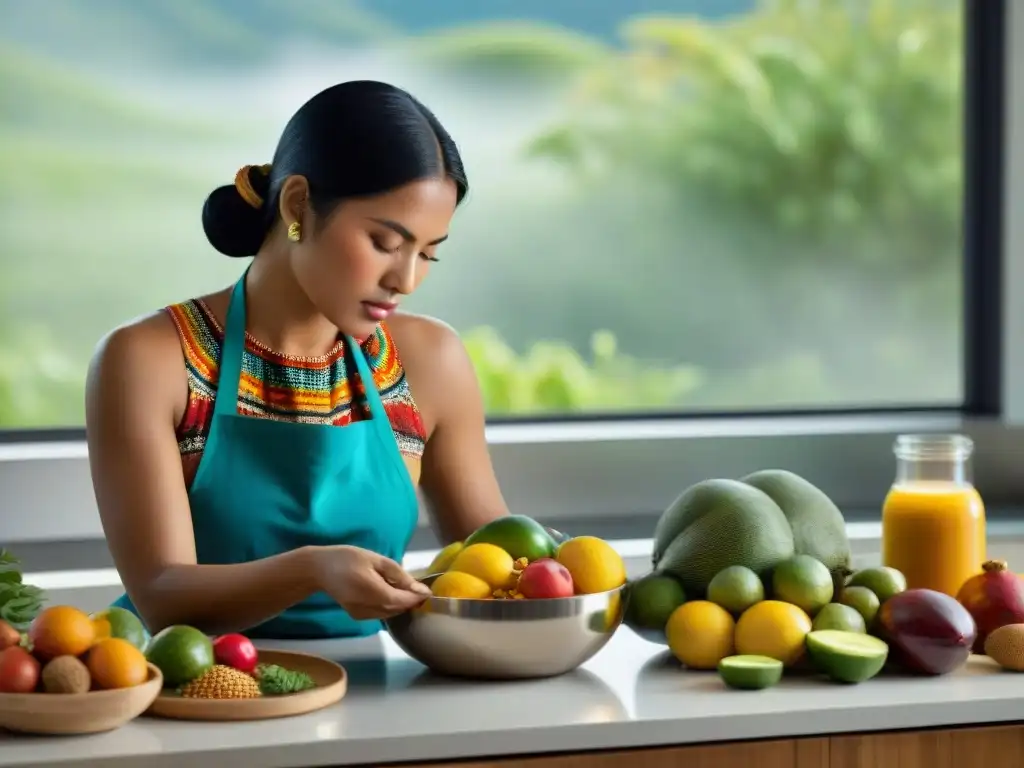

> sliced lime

[
  {"left": 805, "top": 629, "right": 889, "bottom": 684},
  {"left": 717, "top": 654, "right": 784, "bottom": 690}
]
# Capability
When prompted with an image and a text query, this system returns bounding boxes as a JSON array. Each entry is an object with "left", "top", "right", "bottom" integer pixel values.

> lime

[
  {"left": 707, "top": 565, "right": 764, "bottom": 615},
  {"left": 145, "top": 625, "right": 214, "bottom": 687},
  {"left": 839, "top": 586, "right": 881, "bottom": 627},
  {"left": 812, "top": 603, "right": 867, "bottom": 634},
  {"left": 771, "top": 555, "right": 834, "bottom": 615},
  {"left": 805, "top": 629, "right": 889, "bottom": 683},
  {"left": 91, "top": 607, "right": 149, "bottom": 652},
  {"left": 718, "top": 655, "right": 784, "bottom": 690},
  {"left": 625, "top": 574, "right": 687, "bottom": 632},
  {"left": 847, "top": 567, "right": 906, "bottom": 603}
]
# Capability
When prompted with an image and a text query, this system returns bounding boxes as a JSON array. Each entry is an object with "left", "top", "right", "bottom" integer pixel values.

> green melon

[
  {"left": 653, "top": 479, "right": 795, "bottom": 597},
  {"left": 740, "top": 469, "right": 852, "bottom": 580},
  {"left": 464, "top": 515, "right": 557, "bottom": 561}
]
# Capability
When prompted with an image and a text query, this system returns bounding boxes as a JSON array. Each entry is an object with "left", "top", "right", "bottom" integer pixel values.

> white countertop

[{"left": 1, "top": 625, "right": 1022, "bottom": 768}]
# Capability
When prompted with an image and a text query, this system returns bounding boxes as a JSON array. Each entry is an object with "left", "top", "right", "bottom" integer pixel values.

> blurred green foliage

[
  {"left": 464, "top": 327, "right": 705, "bottom": 414},
  {"left": 526, "top": 0, "right": 961, "bottom": 273},
  {"left": 0, "top": 328, "right": 83, "bottom": 428},
  {"left": 0, "top": 0, "right": 963, "bottom": 426}
]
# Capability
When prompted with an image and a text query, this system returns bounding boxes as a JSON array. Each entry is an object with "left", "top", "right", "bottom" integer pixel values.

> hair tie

[{"left": 234, "top": 163, "right": 272, "bottom": 208}]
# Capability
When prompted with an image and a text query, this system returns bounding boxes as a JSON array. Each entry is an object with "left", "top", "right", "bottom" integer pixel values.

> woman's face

[{"left": 289, "top": 177, "right": 459, "bottom": 338}]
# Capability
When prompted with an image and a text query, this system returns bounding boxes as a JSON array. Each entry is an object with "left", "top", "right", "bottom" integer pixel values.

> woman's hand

[{"left": 310, "top": 546, "right": 431, "bottom": 620}]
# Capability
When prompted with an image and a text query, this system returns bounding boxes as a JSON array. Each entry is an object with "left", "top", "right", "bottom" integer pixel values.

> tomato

[
  {"left": 212, "top": 633, "right": 258, "bottom": 674},
  {"left": 0, "top": 646, "right": 40, "bottom": 693},
  {"left": 0, "top": 620, "right": 21, "bottom": 652}
]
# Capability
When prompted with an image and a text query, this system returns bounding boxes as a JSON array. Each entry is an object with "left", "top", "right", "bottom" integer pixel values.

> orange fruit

[
  {"left": 88, "top": 638, "right": 149, "bottom": 689},
  {"left": 449, "top": 543, "right": 516, "bottom": 589},
  {"left": 430, "top": 570, "right": 493, "bottom": 599},
  {"left": 28, "top": 605, "right": 96, "bottom": 661},
  {"left": 665, "top": 600, "right": 736, "bottom": 670},
  {"left": 735, "top": 600, "right": 813, "bottom": 668},
  {"left": 556, "top": 536, "right": 627, "bottom": 594}
]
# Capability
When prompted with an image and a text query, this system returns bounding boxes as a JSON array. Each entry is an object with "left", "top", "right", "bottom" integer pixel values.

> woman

[{"left": 85, "top": 80, "right": 510, "bottom": 640}]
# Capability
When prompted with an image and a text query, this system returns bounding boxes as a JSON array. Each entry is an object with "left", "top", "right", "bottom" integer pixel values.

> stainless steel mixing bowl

[{"left": 384, "top": 574, "right": 628, "bottom": 679}]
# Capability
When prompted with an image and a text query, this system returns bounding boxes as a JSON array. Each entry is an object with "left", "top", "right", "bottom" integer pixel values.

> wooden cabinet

[
  {"left": 395, "top": 724, "right": 1024, "bottom": 768},
  {"left": 830, "top": 725, "right": 1024, "bottom": 768}
]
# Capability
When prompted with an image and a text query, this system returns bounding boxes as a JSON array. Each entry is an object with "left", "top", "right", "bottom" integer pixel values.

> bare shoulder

[
  {"left": 90, "top": 310, "right": 181, "bottom": 378},
  {"left": 387, "top": 312, "right": 467, "bottom": 367},
  {"left": 385, "top": 312, "right": 478, "bottom": 433},
  {"left": 86, "top": 309, "right": 187, "bottom": 428}
]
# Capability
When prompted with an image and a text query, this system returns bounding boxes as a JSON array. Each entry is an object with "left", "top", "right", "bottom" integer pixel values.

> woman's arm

[
  {"left": 85, "top": 315, "right": 326, "bottom": 634},
  {"left": 390, "top": 315, "right": 509, "bottom": 543}
]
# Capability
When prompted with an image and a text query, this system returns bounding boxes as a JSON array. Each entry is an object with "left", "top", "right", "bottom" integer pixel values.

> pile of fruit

[
  {"left": 0, "top": 605, "right": 152, "bottom": 694},
  {"left": 145, "top": 626, "right": 316, "bottom": 699},
  {"left": 0, "top": 603, "right": 317, "bottom": 700},
  {"left": 426, "top": 515, "right": 627, "bottom": 599},
  {"left": 626, "top": 468, "right": 1024, "bottom": 689}
]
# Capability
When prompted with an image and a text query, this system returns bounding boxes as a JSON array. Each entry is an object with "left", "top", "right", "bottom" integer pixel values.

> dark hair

[{"left": 202, "top": 80, "right": 469, "bottom": 258}]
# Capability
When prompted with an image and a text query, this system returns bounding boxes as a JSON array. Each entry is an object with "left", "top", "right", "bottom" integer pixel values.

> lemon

[
  {"left": 556, "top": 536, "right": 627, "bottom": 594},
  {"left": 430, "top": 571, "right": 493, "bottom": 599},
  {"left": 665, "top": 600, "right": 735, "bottom": 670},
  {"left": 449, "top": 543, "right": 515, "bottom": 589},
  {"left": 427, "top": 541, "right": 464, "bottom": 574},
  {"left": 735, "top": 600, "right": 812, "bottom": 668}
]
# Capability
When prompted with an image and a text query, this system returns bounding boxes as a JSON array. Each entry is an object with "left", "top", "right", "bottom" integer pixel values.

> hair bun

[
  {"left": 202, "top": 185, "right": 269, "bottom": 257},
  {"left": 201, "top": 164, "right": 272, "bottom": 258}
]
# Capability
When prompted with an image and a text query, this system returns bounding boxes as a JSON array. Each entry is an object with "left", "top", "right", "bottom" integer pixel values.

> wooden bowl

[
  {"left": 146, "top": 649, "right": 347, "bottom": 721},
  {"left": 0, "top": 663, "right": 163, "bottom": 735}
]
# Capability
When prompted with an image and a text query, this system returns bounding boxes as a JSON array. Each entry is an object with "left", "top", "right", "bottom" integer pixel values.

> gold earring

[{"left": 287, "top": 221, "right": 302, "bottom": 242}]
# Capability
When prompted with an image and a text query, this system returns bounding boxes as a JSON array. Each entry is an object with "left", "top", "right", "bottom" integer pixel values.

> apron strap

[
  {"left": 346, "top": 335, "right": 389, "bottom": 426},
  {"left": 215, "top": 273, "right": 249, "bottom": 419}
]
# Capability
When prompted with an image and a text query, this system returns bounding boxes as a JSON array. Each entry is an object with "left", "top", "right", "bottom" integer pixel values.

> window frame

[{"left": 2, "top": 0, "right": 1020, "bottom": 546}]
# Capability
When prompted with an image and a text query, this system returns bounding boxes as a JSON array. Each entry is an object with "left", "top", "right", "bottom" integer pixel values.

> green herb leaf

[
  {"left": 0, "top": 550, "right": 47, "bottom": 630},
  {"left": 0, "top": 550, "right": 24, "bottom": 586},
  {"left": 255, "top": 663, "right": 316, "bottom": 695}
]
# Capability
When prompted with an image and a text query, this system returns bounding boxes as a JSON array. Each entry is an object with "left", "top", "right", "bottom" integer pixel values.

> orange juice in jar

[{"left": 881, "top": 434, "right": 986, "bottom": 597}]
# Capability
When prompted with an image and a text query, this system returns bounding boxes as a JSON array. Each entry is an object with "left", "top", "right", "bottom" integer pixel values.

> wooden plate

[
  {"left": 145, "top": 649, "right": 347, "bottom": 722},
  {"left": 0, "top": 663, "right": 163, "bottom": 735}
]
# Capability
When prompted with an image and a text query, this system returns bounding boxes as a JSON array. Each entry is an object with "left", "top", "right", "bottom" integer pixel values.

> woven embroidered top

[{"left": 166, "top": 299, "right": 427, "bottom": 489}]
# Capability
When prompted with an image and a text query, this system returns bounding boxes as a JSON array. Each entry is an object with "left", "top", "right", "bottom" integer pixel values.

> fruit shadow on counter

[{"left": 634, "top": 647, "right": 911, "bottom": 692}]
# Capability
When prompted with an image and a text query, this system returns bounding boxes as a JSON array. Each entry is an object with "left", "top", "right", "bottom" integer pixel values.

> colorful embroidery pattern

[{"left": 166, "top": 299, "right": 426, "bottom": 486}]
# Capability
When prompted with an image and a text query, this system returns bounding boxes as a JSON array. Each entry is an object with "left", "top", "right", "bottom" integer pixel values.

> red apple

[
  {"left": 878, "top": 588, "right": 977, "bottom": 675},
  {"left": 212, "top": 633, "right": 259, "bottom": 674},
  {"left": 518, "top": 558, "right": 574, "bottom": 599}
]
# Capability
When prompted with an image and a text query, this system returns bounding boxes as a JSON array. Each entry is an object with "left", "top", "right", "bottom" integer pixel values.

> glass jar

[{"left": 881, "top": 434, "right": 986, "bottom": 596}]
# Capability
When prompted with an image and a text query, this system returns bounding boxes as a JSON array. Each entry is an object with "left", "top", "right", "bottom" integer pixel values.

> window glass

[{"left": 0, "top": 0, "right": 964, "bottom": 427}]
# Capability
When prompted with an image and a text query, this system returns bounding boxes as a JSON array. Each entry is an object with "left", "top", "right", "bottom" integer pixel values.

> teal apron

[{"left": 113, "top": 270, "right": 420, "bottom": 638}]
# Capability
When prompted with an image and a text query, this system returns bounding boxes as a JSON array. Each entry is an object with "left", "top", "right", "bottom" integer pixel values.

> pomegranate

[
  {"left": 955, "top": 560, "right": 1024, "bottom": 653},
  {"left": 212, "top": 633, "right": 259, "bottom": 674}
]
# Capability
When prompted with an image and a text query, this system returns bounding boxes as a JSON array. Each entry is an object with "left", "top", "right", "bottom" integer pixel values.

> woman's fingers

[
  {"left": 343, "top": 564, "right": 428, "bottom": 617},
  {"left": 375, "top": 556, "right": 432, "bottom": 596}
]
